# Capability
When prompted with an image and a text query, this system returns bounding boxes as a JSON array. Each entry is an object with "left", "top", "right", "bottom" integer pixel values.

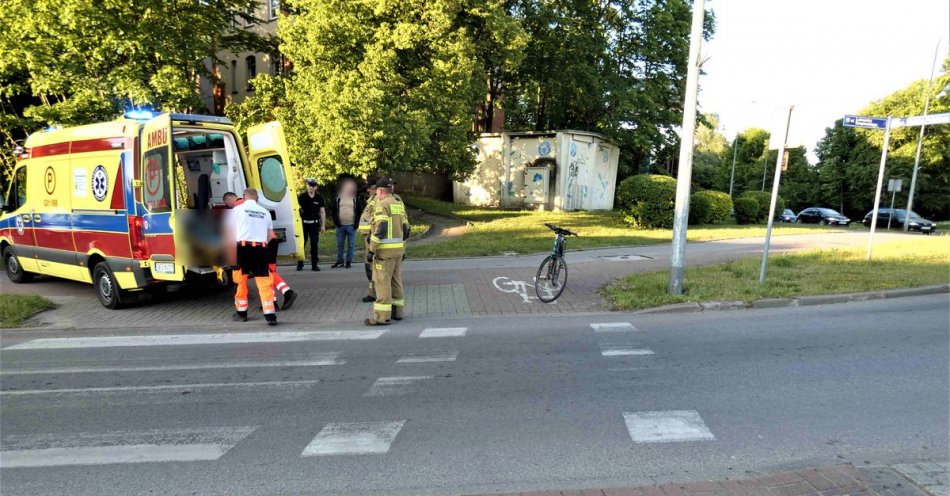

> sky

[{"left": 700, "top": 0, "right": 950, "bottom": 161}]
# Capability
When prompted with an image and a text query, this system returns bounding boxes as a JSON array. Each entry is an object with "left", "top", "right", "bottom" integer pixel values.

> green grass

[
  {"left": 602, "top": 236, "right": 950, "bottom": 310},
  {"left": 0, "top": 294, "right": 55, "bottom": 328},
  {"left": 403, "top": 195, "right": 840, "bottom": 259}
]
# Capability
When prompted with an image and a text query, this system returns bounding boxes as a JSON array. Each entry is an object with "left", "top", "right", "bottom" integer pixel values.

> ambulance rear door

[
  {"left": 139, "top": 113, "right": 183, "bottom": 281},
  {"left": 246, "top": 122, "right": 304, "bottom": 259}
]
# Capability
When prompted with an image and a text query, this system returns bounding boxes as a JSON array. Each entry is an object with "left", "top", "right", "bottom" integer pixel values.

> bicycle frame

[{"left": 551, "top": 234, "right": 566, "bottom": 258}]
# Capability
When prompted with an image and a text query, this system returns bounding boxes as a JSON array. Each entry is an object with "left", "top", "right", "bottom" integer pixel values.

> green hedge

[
  {"left": 616, "top": 174, "right": 677, "bottom": 228},
  {"left": 690, "top": 190, "right": 733, "bottom": 225},
  {"left": 739, "top": 191, "right": 785, "bottom": 222},
  {"left": 688, "top": 192, "right": 711, "bottom": 225},
  {"left": 734, "top": 197, "right": 759, "bottom": 224}
]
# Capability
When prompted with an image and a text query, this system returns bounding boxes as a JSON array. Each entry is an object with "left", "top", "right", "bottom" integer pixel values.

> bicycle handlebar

[{"left": 544, "top": 223, "right": 578, "bottom": 236}]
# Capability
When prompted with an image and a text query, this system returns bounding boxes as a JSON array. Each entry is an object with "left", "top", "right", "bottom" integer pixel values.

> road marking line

[
  {"left": 300, "top": 421, "right": 405, "bottom": 456},
  {"left": 396, "top": 352, "right": 458, "bottom": 364},
  {"left": 419, "top": 327, "right": 467, "bottom": 338},
  {"left": 2, "top": 330, "right": 386, "bottom": 350},
  {"left": 0, "top": 353, "right": 344, "bottom": 375},
  {"left": 590, "top": 322, "right": 638, "bottom": 332},
  {"left": 600, "top": 346, "right": 654, "bottom": 357},
  {"left": 622, "top": 410, "right": 715, "bottom": 444},
  {"left": 363, "top": 376, "right": 432, "bottom": 397},
  {"left": 1, "top": 380, "right": 320, "bottom": 396},
  {"left": 0, "top": 426, "right": 256, "bottom": 468}
]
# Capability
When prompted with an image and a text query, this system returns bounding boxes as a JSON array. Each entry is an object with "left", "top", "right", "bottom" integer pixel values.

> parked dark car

[
  {"left": 779, "top": 209, "right": 797, "bottom": 222},
  {"left": 796, "top": 207, "right": 851, "bottom": 226},
  {"left": 861, "top": 208, "right": 937, "bottom": 234}
]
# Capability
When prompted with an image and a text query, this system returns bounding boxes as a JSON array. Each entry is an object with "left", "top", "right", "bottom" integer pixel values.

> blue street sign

[{"left": 843, "top": 115, "right": 887, "bottom": 130}]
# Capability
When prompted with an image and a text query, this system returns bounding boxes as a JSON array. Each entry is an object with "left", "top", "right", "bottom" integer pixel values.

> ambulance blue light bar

[{"left": 124, "top": 110, "right": 156, "bottom": 121}]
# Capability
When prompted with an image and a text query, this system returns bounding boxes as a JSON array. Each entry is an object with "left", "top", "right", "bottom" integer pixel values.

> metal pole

[
  {"left": 758, "top": 105, "right": 794, "bottom": 284},
  {"left": 903, "top": 41, "right": 941, "bottom": 231},
  {"left": 887, "top": 189, "right": 896, "bottom": 230},
  {"left": 728, "top": 135, "right": 739, "bottom": 197},
  {"left": 761, "top": 152, "right": 768, "bottom": 191},
  {"left": 867, "top": 117, "right": 892, "bottom": 261},
  {"left": 667, "top": 0, "right": 706, "bottom": 295}
]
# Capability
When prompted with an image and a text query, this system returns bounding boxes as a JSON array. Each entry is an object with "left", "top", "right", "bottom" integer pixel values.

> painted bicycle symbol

[{"left": 492, "top": 276, "right": 556, "bottom": 304}]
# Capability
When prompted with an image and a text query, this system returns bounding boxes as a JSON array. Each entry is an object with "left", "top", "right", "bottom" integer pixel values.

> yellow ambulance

[{"left": 0, "top": 112, "right": 304, "bottom": 308}]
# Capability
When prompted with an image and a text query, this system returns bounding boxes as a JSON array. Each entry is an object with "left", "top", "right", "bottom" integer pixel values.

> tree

[
  {"left": 0, "top": 0, "right": 272, "bottom": 186},
  {"left": 692, "top": 113, "right": 729, "bottom": 191},
  {"left": 810, "top": 59, "right": 950, "bottom": 219},
  {"left": 502, "top": 0, "right": 715, "bottom": 179},
  {"left": 264, "top": 0, "right": 521, "bottom": 182}
]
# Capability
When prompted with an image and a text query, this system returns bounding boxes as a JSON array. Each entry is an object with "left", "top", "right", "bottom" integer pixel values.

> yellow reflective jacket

[
  {"left": 369, "top": 194, "right": 409, "bottom": 255},
  {"left": 357, "top": 194, "right": 377, "bottom": 236}
]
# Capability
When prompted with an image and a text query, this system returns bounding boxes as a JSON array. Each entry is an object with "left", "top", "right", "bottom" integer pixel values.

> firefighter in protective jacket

[
  {"left": 357, "top": 178, "right": 378, "bottom": 302},
  {"left": 365, "top": 178, "right": 409, "bottom": 325}
]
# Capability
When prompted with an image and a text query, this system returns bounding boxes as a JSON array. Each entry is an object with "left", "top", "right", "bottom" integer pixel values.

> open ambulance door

[
  {"left": 139, "top": 113, "right": 183, "bottom": 281},
  {"left": 246, "top": 122, "right": 304, "bottom": 259}
]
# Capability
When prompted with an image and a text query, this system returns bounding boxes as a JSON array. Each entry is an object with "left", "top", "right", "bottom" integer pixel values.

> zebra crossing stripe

[
  {"left": 623, "top": 410, "right": 714, "bottom": 444},
  {"left": 600, "top": 346, "right": 654, "bottom": 357},
  {"left": 396, "top": 351, "right": 458, "bottom": 363},
  {"left": 0, "top": 353, "right": 344, "bottom": 375},
  {"left": 2, "top": 331, "right": 386, "bottom": 350},
  {"left": 0, "top": 426, "right": 257, "bottom": 468},
  {"left": 590, "top": 322, "right": 638, "bottom": 332},
  {"left": 419, "top": 328, "right": 467, "bottom": 338},
  {"left": 363, "top": 376, "right": 432, "bottom": 397},
  {"left": 1, "top": 380, "right": 320, "bottom": 397},
  {"left": 300, "top": 421, "right": 406, "bottom": 456}
]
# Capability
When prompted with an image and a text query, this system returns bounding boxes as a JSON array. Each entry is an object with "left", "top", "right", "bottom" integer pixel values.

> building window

[
  {"left": 269, "top": 0, "right": 280, "bottom": 20},
  {"left": 270, "top": 53, "right": 282, "bottom": 76},
  {"left": 230, "top": 60, "right": 237, "bottom": 94},
  {"left": 245, "top": 56, "right": 256, "bottom": 91}
]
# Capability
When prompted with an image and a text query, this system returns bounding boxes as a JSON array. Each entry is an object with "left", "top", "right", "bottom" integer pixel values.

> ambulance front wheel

[
  {"left": 93, "top": 262, "right": 126, "bottom": 309},
  {"left": 3, "top": 247, "right": 33, "bottom": 283}
]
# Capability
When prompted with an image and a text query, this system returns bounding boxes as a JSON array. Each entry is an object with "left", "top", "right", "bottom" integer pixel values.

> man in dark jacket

[
  {"left": 296, "top": 178, "right": 326, "bottom": 271},
  {"left": 329, "top": 178, "right": 365, "bottom": 268}
]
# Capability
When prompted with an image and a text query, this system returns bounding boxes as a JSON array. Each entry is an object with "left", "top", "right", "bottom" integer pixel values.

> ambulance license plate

[{"left": 153, "top": 262, "right": 175, "bottom": 274}]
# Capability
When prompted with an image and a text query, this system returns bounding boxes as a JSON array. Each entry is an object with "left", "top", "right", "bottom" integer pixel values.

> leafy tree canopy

[{"left": 242, "top": 0, "right": 523, "bottom": 182}]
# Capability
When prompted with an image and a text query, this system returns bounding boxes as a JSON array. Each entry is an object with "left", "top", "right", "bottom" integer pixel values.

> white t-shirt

[{"left": 231, "top": 199, "right": 273, "bottom": 243}]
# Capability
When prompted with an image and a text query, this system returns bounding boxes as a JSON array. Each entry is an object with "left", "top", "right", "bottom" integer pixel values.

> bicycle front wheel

[{"left": 535, "top": 255, "right": 568, "bottom": 303}]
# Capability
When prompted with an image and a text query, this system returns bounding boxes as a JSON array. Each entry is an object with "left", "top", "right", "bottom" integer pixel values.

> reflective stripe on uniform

[
  {"left": 374, "top": 303, "right": 392, "bottom": 312},
  {"left": 393, "top": 299, "right": 405, "bottom": 307},
  {"left": 376, "top": 241, "right": 404, "bottom": 249}
]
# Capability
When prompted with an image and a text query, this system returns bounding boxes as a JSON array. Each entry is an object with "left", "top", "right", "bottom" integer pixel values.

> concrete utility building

[{"left": 454, "top": 130, "right": 620, "bottom": 211}]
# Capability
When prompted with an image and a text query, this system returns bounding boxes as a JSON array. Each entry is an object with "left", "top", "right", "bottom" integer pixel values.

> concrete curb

[
  {"left": 634, "top": 302, "right": 702, "bottom": 314},
  {"left": 650, "top": 283, "right": 950, "bottom": 314},
  {"left": 631, "top": 283, "right": 948, "bottom": 315}
]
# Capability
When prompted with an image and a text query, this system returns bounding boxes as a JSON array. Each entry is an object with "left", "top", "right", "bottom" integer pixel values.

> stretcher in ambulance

[{"left": 0, "top": 112, "right": 304, "bottom": 308}]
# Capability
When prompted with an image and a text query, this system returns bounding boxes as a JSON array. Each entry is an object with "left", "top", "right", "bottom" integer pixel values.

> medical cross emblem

[{"left": 92, "top": 165, "right": 108, "bottom": 202}]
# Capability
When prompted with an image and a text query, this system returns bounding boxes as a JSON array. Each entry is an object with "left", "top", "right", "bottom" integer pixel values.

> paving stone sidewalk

[
  {"left": 5, "top": 232, "right": 915, "bottom": 329},
  {"left": 465, "top": 463, "right": 949, "bottom": 496}
]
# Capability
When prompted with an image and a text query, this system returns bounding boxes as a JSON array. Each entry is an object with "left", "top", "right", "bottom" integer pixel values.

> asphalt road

[{"left": 1, "top": 294, "right": 947, "bottom": 495}]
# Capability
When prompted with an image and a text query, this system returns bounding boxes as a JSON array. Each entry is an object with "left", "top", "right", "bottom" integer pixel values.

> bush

[
  {"left": 739, "top": 191, "right": 785, "bottom": 222},
  {"left": 691, "top": 190, "right": 733, "bottom": 224},
  {"left": 688, "top": 192, "right": 711, "bottom": 225},
  {"left": 615, "top": 174, "right": 677, "bottom": 228},
  {"left": 734, "top": 197, "right": 759, "bottom": 224}
]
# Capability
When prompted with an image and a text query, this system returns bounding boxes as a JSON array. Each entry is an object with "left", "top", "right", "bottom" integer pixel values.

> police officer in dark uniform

[{"left": 297, "top": 178, "right": 326, "bottom": 271}]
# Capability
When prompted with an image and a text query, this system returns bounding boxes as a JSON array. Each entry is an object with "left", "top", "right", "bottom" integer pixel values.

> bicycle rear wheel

[{"left": 535, "top": 255, "right": 568, "bottom": 303}]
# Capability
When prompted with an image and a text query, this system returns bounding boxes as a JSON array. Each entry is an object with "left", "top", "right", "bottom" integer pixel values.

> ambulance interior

[{"left": 170, "top": 128, "right": 248, "bottom": 210}]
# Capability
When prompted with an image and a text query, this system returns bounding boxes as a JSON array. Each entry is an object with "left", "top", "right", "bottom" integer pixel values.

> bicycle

[{"left": 535, "top": 223, "right": 578, "bottom": 303}]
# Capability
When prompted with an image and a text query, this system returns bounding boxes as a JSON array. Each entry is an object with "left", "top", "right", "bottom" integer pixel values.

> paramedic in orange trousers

[
  {"left": 229, "top": 188, "right": 278, "bottom": 325},
  {"left": 224, "top": 192, "right": 296, "bottom": 311}
]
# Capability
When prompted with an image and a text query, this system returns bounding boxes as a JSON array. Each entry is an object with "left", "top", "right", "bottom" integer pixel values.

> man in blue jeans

[{"left": 329, "top": 178, "right": 365, "bottom": 268}]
